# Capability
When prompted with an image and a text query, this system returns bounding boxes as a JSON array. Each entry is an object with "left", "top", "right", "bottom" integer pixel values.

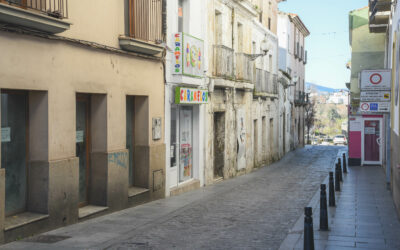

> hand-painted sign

[
  {"left": 360, "top": 102, "right": 390, "bottom": 113},
  {"left": 1, "top": 127, "right": 10, "bottom": 142},
  {"left": 360, "top": 70, "right": 391, "bottom": 90},
  {"left": 172, "top": 33, "right": 204, "bottom": 77},
  {"left": 175, "top": 87, "right": 208, "bottom": 104},
  {"left": 360, "top": 91, "right": 391, "bottom": 102}
]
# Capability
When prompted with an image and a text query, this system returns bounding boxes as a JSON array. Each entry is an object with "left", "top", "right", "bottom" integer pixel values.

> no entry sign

[{"left": 360, "top": 70, "right": 391, "bottom": 91}]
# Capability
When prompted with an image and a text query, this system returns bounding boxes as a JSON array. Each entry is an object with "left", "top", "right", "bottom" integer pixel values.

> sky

[{"left": 279, "top": 0, "right": 369, "bottom": 89}]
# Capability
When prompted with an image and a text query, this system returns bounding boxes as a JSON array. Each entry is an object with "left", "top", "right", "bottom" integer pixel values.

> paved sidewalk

[
  {"left": 0, "top": 146, "right": 339, "bottom": 250},
  {"left": 280, "top": 151, "right": 400, "bottom": 250}
]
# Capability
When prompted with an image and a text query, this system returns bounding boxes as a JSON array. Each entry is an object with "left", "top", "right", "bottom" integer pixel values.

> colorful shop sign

[
  {"left": 173, "top": 33, "right": 204, "bottom": 77},
  {"left": 175, "top": 87, "right": 208, "bottom": 104}
]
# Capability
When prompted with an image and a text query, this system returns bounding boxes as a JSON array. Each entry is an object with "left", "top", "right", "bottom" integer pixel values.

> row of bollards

[{"left": 304, "top": 152, "right": 348, "bottom": 250}]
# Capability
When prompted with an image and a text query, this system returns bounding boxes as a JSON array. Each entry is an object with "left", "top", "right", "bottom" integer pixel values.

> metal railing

[
  {"left": 254, "top": 69, "right": 278, "bottom": 95},
  {"left": 235, "top": 53, "right": 253, "bottom": 82},
  {"left": 129, "top": 0, "right": 162, "bottom": 43},
  {"left": 214, "top": 45, "right": 234, "bottom": 79},
  {"left": 295, "top": 91, "right": 309, "bottom": 105},
  {"left": 1, "top": 0, "right": 68, "bottom": 18}
]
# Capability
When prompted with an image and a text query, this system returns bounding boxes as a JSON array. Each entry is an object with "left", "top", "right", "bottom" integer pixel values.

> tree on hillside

[
  {"left": 305, "top": 95, "right": 316, "bottom": 144},
  {"left": 328, "top": 108, "right": 341, "bottom": 122}
]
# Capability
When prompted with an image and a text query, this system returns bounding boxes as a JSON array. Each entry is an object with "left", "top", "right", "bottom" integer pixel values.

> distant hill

[{"left": 306, "top": 82, "right": 346, "bottom": 93}]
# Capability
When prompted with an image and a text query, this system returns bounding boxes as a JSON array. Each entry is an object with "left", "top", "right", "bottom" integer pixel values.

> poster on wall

[
  {"left": 349, "top": 116, "right": 362, "bottom": 132},
  {"left": 236, "top": 108, "right": 246, "bottom": 170},
  {"left": 172, "top": 33, "right": 204, "bottom": 78},
  {"left": 394, "top": 27, "right": 400, "bottom": 135},
  {"left": 179, "top": 109, "right": 193, "bottom": 182}
]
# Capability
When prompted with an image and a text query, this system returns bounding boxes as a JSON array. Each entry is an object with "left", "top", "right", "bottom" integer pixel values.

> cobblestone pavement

[{"left": 1, "top": 146, "right": 340, "bottom": 250}]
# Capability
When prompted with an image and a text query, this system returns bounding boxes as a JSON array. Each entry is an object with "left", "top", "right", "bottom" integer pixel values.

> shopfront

[{"left": 168, "top": 87, "right": 207, "bottom": 190}]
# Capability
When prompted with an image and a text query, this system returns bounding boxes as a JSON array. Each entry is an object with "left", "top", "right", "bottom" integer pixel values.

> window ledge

[
  {"left": 78, "top": 205, "right": 108, "bottom": 220},
  {"left": 4, "top": 212, "right": 49, "bottom": 231},
  {"left": 119, "top": 36, "right": 164, "bottom": 56},
  {"left": 128, "top": 186, "right": 149, "bottom": 198},
  {"left": 0, "top": 3, "right": 70, "bottom": 33}
]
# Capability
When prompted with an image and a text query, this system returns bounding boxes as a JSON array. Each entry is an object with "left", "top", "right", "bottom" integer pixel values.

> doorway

[
  {"left": 214, "top": 112, "right": 225, "bottom": 179},
  {"left": 1, "top": 90, "right": 28, "bottom": 216},
  {"left": 253, "top": 119, "right": 258, "bottom": 166},
  {"left": 126, "top": 96, "right": 135, "bottom": 187},
  {"left": 76, "top": 94, "right": 91, "bottom": 207},
  {"left": 169, "top": 106, "right": 194, "bottom": 187},
  {"left": 362, "top": 118, "right": 383, "bottom": 165}
]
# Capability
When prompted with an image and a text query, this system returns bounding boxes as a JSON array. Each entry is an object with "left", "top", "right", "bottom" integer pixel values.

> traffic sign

[
  {"left": 360, "top": 70, "right": 391, "bottom": 90},
  {"left": 359, "top": 102, "right": 390, "bottom": 113},
  {"left": 360, "top": 91, "right": 391, "bottom": 102}
]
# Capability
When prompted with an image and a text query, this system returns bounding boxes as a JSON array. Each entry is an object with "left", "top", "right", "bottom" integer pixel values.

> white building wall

[{"left": 165, "top": 0, "right": 208, "bottom": 196}]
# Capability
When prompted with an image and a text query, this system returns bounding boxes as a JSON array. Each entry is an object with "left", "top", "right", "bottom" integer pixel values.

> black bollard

[
  {"left": 320, "top": 184, "right": 329, "bottom": 231},
  {"left": 338, "top": 158, "right": 343, "bottom": 182},
  {"left": 335, "top": 164, "right": 341, "bottom": 192},
  {"left": 304, "top": 207, "right": 315, "bottom": 250},
  {"left": 343, "top": 153, "right": 347, "bottom": 173},
  {"left": 329, "top": 172, "right": 336, "bottom": 207}
]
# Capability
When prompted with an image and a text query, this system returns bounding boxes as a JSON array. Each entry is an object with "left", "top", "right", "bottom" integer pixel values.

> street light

[{"left": 250, "top": 39, "right": 271, "bottom": 61}]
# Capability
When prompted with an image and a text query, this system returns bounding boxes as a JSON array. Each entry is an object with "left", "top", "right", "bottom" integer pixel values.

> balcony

[
  {"left": 295, "top": 91, "right": 309, "bottom": 106},
  {"left": 213, "top": 45, "right": 234, "bottom": 79},
  {"left": 235, "top": 53, "right": 253, "bottom": 82},
  {"left": 119, "top": 0, "right": 164, "bottom": 55},
  {"left": 369, "top": 0, "right": 391, "bottom": 33},
  {"left": 254, "top": 69, "right": 278, "bottom": 96},
  {"left": 0, "top": 0, "right": 70, "bottom": 33}
]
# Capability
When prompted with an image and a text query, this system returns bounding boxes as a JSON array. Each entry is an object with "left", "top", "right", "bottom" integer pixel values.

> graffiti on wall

[
  {"left": 108, "top": 152, "right": 128, "bottom": 168},
  {"left": 236, "top": 108, "right": 246, "bottom": 170}
]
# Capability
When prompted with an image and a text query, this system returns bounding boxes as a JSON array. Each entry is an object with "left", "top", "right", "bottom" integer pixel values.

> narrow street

[{"left": 1, "top": 146, "right": 341, "bottom": 250}]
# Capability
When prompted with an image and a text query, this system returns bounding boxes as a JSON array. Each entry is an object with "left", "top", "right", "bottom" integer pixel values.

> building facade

[
  {"left": 378, "top": 0, "right": 400, "bottom": 216},
  {"left": 347, "top": 6, "right": 386, "bottom": 167},
  {"left": 0, "top": 0, "right": 166, "bottom": 242},
  {"left": 164, "top": 0, "right": 208, "bottom": 196},
  {"left": 278, "top": 12, "right": 309, "bottom": 150}
]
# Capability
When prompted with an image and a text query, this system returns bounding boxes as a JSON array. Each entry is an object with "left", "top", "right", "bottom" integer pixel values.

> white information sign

[
  {"left": 349, "top": 116, "right": 362, "bottom": 132},
  {"left": 76, "top": 130, "right": 84, "bottom": 143},
  {"left": 1, "top": 127, "right": 10, "bottom": 142},
  {"left": 360, "top": 70, "right": 391, "bottom": 90},
  {"left": 364, "top": 127, "right": 375, "bottom": 135},
  {"left": 360, "top": 102, "right": 390, "bottom": 113},
  {"left": 360, "top": 91, "right": 391, "bottom": 102}
]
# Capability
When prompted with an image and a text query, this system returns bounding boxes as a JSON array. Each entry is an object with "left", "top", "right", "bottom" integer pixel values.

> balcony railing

[
  {"left": 214, "top": 45, "right": 234, "bottom": 79},
  {"left": 295, "top": 91, "right": 309, "bottom": 105},
  {"left": 129, "top": 0, "right": 162, "bottom": 43},
  {"left": 0, "top": 0, "right": 68, "bottom": 18},
  {"left": 235, "top": 53, "right": 253, "bottom": 82},
  {"left": 254, "top": 69, "right": 278, "bottom": 95}
]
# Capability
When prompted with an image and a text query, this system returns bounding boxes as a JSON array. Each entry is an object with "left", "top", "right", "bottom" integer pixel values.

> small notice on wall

[
  {"left": 1, "top": 127, "right": 10, "bottom": 142},
  {"left": 76, "top": 130, "right": 84, "bottom": 143},
  {"left": 349, "top": 117, "right": 362, "bottom": 132}
]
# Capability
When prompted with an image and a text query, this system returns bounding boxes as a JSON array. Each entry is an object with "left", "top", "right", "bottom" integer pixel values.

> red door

[{"left": 364, "top": 120, "right": 380, "bottom": 162}]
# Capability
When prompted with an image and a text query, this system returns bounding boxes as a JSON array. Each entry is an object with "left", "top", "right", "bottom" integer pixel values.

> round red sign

[
  {"left": 361, "top": 103, "right": 370, "bottom": 111},
  {"left": 370, "top": 73, "right": 382, "bottom": 85}
]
